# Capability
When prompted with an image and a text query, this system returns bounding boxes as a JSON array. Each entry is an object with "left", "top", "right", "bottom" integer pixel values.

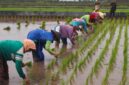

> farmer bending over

[
  {"left": 0, "top": 39, "right": 36, "bottom": 85},
  {"left": 27, "top": 29, "right": 62, "bottom": 61}
]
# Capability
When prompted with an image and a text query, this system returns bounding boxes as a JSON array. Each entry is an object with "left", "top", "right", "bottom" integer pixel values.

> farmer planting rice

[
  {"left": 27, "top": 28, "right": 77, "bottom": 84},
  {"left": 81, "top": 12, "right": 105, "bottom": 33},
  {"left": 51, "top": 24, "right": 78, "bottom": 50},
  {"left": 80, "top": 13, "right": 98, "bottom": 33},
  {"left": 96, "top": 12, "right": 106, "bottom": 23},
  {"left": 27, "top": 29, "right": 61, "bottom": 62},
  {"left": 70, "top": 18, "right": 88, "bottom": 34},
  {"left": 0, "top": 39, "right": 36, "bottom": 85}
]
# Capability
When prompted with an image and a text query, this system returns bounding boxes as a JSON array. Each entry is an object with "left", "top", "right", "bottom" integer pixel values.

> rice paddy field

[{"left": 0, "top": 18, "right": 129, "bottom": 85}]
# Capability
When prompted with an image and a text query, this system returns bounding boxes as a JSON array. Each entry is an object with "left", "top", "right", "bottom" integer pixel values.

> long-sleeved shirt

[
  {"left": 0, "top": 40, "right": 25, "bottom": 79},
  {"left": 27, "top": 29, "right": 54, "bottom": 60},
  {"left": 81, "top": 15, "right": 90, "bottom": 24},
  {"left": 59, "top": 25, "right": 77, "bottom": 45},
  {"left": 70, "top": 18, "right": 87, "bottom": 32},
  {"left": 27, "top": 29, "right": 53, "bottom": 42}
]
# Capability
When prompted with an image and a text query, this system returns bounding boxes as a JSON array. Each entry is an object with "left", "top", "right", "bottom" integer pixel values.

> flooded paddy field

[{"left": 0, "top": 19, "right": 129, "bottom": 85}]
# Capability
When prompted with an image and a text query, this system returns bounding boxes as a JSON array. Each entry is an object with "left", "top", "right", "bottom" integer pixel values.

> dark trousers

[
  {"left": 32, "top": 40, "right": 45, "bottom": 62},
  {"left": 110, "top": 11, "right": 115, "bottom": 18},
  {"left": 0, "top": 53, "right": 9, "bottom": 85}
]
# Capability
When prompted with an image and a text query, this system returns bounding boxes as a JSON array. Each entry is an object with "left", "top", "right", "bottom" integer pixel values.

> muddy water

[
  {"left": 0, "top": 21, "right": 68, "bottom": 85},
  {"left": 72, "top": 29, "right": 110, "bottom": 85},
  {"left": 126, "top": 26, "right": 129, "bottom": 85},
  {"left": 108, "top": 27, "right": 124, "bottom": 85},
  {"left": 92, "top": 26, "right": 121, "bottom": 85}
]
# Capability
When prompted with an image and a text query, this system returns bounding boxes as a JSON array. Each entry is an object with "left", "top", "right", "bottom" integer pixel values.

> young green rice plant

[
  {"left": 85, "top": 23, "right": 117, "bottom": 85},
  {"left": 61, "top": 19, "right": 109, "bottom": 69},
  {"left": 32, "top": 16, "right": 35, "bottom": 24},
  {"left": 49, "top": 20, "right": 109, "bottom": 84},
  {"left": 65, "top": 17, "right": 72, "bottom": 24},
  {"left": 47, "top": 59, "right": 57, "bottom": 70},
  {"left": 65, "top": 23, "right": 110, "bottom": 85},
  {"left": 3, "top": 26, "right": 11, "bottom": 31},
  {"left": 40, "top": 21, "right": 46, "bottom": 30},
  {"left": 102, "top": 21, "right": 123, "bottom": 85},
  {"left": 79, "top": 19, "right": 110, "bottom": 52},
  {"left": 17, "top": 21, "right": 21, "bottom": 30},
  {"left": 57, "top": 19, "right": 60, "bottom": 25},
  {"left": 25, "top": 20, "right": 30, "bottom": 27},
  {"left": 119, "top": 19, "right": 128, "bottom": 85}
]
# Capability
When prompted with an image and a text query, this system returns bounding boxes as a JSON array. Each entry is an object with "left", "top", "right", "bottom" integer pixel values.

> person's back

[
  {"left": 27, "top": 29, "right": 53, "bottom": 42},
  {"left": 81, "top": 15, "right": 90, "bottom": 24},
  {"left": 0, "top": 40, "right": 23, "bottom": 60}
]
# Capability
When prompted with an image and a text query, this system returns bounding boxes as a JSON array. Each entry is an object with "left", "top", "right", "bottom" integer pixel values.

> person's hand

[
  {"left": 54, "top": 51, "right": 60, "bottom": 58},
  {"left": 24, "top": 76, "right": 30, "bottom": 85}
]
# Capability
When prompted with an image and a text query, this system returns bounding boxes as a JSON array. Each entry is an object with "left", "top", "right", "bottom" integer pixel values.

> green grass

[{"left": 0, "top": 7, "right": 129, "bottom": 13}]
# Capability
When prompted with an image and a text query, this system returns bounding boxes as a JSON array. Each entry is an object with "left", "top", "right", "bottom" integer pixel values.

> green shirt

[
  {"left": 0, "top": 40, "right": 25, "bottom": 79},
  {"left": 81, "top": 15, "right": 90, "bottom": 24}
]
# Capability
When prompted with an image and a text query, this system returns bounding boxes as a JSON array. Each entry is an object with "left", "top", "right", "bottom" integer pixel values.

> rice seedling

[
  {"left": 65, "top": 17, "right": 72, "bottom": 24},
  {"left": 32, "top": 16, "right": 35, "bottom": 24},
  {"left": 47, "top": 59, "right": 57, "bottom": 70},
  {"left": 25, "top": 61, "right": 32, "bottom": 68},
  {"left": 57, "top": 19, "right": 60, "bottom": 25},
  {"left": 40, "top": 21, "right": 46, "bottom": 29},
  {"left": 85, "top": 22, "right": 117, "bottom": 85},
  {"left": 3, "top": 26, "right": 11, "bottom": 31},
  {"left": 52, "top": 20, "right": 108, "bottom": 72},
  {"left": 119, "top": 19, "right": 128, "bottom": 85},
  {"left": 64, "top": 23, "right": 110, "bottom": 84},
  {"left": 25, "top": 20, "right": 30, "bottom": 27},
  {"left": 102, "top": 20, "right": 123, "bottom": 85},
  {"left": 17, "top": 21, "right": 21, "bottom": 30}
]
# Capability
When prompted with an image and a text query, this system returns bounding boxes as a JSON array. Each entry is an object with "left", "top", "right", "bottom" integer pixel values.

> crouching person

[{"left": 0, "top": 39, "right": 36, "bottom": 85}]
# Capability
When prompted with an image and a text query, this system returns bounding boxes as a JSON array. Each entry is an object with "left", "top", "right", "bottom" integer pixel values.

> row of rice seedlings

[
  {"left": 48, "top": 20, "right": 109, "bottom": 84},
  {"left": 119, "top": 19, "right": 128, "bottom": 85},
  {"left": 60, "top": 21, "right": 109, "bottom": 72},
  {"left": 60, "top": 20, "right": 111, "bottom": 72},
  {"left": 102, "top": 20, "right": 123, "bottom": 85},
  {"left": 65, "top": 22, "right": 111, "bottom": 85},
  {"left": 46, "top": 20, "right": 109, "bottom": 84},
  {"left": 79, "top": 20, "right": 109, "bottom": 52},
  {"left": 53, "top": 24, "right": 102, "bottom": 72},
  {"left": 85, "top": 21, "right": 117, "bottom": 85}
]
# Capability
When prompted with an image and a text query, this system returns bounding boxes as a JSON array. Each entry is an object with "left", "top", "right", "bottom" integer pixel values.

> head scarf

[
  {"left": 98, "top": 12, "right": 106, "bottom": 19},
  {"left": 23, "top": 39, "right": 36, "bottom": 52}
]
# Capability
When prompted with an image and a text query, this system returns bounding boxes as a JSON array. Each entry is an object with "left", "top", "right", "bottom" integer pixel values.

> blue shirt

[
  {"left": 27, "top": 29, "right": 54, "bottom": 42},
  {"left": 70, "top": 18, "right": 87, "bottom": 32}
]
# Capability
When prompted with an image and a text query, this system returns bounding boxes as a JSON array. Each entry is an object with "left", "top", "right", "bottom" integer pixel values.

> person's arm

[
  {"left": 45, "top": 40, "right": 60, "bottom": 57},
  {"left": 15, "top": 54, "right": 30, "bottom": 85},
  {"left": 15, "top": 60, "right": 25, "bottom": 79},
  {"left": 82, "top": 22, "right": 88, "bottom": 32},
  {"left": 68, "top": 31, "right": 76, "bottom": 46}
]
